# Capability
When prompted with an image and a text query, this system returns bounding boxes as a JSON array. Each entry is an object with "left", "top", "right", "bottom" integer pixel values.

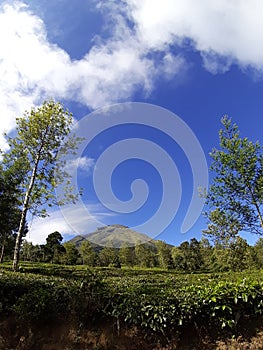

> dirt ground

[{"left": 1, "top": 317, "right": 263, "bottom": 350}]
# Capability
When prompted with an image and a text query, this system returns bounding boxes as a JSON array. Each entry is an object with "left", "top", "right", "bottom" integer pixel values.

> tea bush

[{"left": 1, "top": 264, "right": 263, "bottom": 337}]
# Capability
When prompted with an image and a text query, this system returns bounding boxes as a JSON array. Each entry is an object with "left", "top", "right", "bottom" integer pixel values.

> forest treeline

[
  {"left": 0, "top": 101, "right": 262, "bottom": 271},
  {"left": 3, "top": 231, "right": 263, "bottom": 273}
]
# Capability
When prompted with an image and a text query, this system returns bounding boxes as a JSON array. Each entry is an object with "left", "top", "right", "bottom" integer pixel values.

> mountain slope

[{"left": 69, "top": 224, "right": 155, "bottom": 249}]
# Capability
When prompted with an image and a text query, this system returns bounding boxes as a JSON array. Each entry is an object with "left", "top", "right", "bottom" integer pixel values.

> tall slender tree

[
  {"left": 204, "top": 116, "right": 263, "bottom": 238},
  {"left": 2, "top": 100, "right": 80, "bottom": 270}
]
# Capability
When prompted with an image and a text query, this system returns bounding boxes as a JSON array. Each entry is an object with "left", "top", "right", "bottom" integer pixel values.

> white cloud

[
  {"left": 64, "top": 156, "right": 95, "bottom": 175},
  {"left": 27, "top": 209, "right": 72, "bottom": 245},
  {"left": 2, "top": 0, "right": 263, "bottom": 243},
  {"left": 27, "top": 203, "right": 114, "bottom": 244},
  {"left": 0, "top": 1, "right": 184, "bottom": 150},
  {"left": 0, "top": 1, "right": 71, "bottom": 149},
  {"left": 126, "top": 0, "right": 263, "bottom": 72},
  {"left": 1, "top": 0, "right": 263, "bottom": 152}
]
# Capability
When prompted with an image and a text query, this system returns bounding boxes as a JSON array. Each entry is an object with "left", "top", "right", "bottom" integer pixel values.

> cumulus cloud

[
  {"left": 126, "top": 0, "right": 263, "bottom": 72},
  {"left": 0, "top": 0, "right": 184, "bottom": 150},
  {"left": 28, "top": 209, "right": 72, "bottom": 245},
  {"left": 2, "top": 0, "right": 263, "bottom": 242},
  {"left": 0, "top": 1, "right": 70, "bottom": 149},
  {"left": 1, "top": 0, "right": 263, "bottom": 152},
  {"left": 28, "top": 203, "right": 115, "bottom": 244}
]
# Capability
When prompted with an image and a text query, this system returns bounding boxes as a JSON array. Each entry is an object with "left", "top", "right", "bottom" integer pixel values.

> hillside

[{"left": 69, "top": 224, "right": 155, "bottom": 249}]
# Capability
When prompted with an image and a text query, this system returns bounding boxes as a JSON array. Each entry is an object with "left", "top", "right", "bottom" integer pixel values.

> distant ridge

[{"left": 68, "top": 224, "right": 155, "bottom": 249}]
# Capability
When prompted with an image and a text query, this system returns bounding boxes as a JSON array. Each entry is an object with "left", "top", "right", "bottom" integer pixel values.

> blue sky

[{"left": 1, "top": 0, "right": 262, "bottom": 246}]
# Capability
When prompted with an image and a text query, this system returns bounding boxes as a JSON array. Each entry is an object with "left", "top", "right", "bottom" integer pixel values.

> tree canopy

[
  {"left": 1, "top": 100, "right": 80, "bottom": 270},
  {"left": 204, "top": 116, "right": 263, "bottom": 241}
]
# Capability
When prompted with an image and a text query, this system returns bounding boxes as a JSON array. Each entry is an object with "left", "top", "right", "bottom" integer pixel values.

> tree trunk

[
  {"left": 13, "top": 151, "right": 42, "bottom": 271},
  {"left": 0, "top": 244, "right": 5, "bottom": 263},
  {"left": 255, "top": 202, "right": 263, "bottom": 230},
  {"left": 247, "top": 183, "right": 263, "bottom": 232},
  {"left": 12, "top": 205, "right": 28, "bottom": 271},
  {"left": 252, "top": 199, "right": 263, "bottom": 231}
]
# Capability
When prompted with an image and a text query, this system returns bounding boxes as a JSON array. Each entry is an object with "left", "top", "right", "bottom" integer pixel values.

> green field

[{"left": 1, "top": 262, "right": 263, "bottom": 341}]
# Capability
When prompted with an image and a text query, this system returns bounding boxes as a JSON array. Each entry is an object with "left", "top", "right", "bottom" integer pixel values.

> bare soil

[{"left": 1, "top": 317, "right": 263, "bottom": 350}]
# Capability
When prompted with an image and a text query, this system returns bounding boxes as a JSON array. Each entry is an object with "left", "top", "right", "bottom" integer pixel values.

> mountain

[{"left": 69, "top": 224, "right": 155, "bottom": 249}]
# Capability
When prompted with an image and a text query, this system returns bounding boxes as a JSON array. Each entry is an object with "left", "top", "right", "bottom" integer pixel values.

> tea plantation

[{"left": 1, "top": 263, "right": 263, "bottom": 343}]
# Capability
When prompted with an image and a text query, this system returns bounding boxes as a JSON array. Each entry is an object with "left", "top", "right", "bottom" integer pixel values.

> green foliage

[
  {"left": 98, "top": 245, "right": 120, "bottom": 267},
  {"left": 172, "top": 238, "right": 203, "bottom": 271},
  {"left": 135, "top": 243, "right": 156, "bottom": 267},
  {"left": 16, "top": 234, "right": 263, "bottom": 273},
  {"left": 20, "top": 241, "right": 41, "bottom": 262},
  {"left": 203, "top": 208, "right": 242, "bottom": 245},
  {"left": 2, "top": 263, "right": 263, "bottom": 337},
  {"left": 46, "top": 231, "right": 63, "bottom": 247},
  {"left": 102, "top": 268, "right": 263, "bottom": 335},
  {"left": 1, "top": 100, "right": 80, "bottom": 270},
  {"left": 79, "top": 240, "right": 96, "bottom": 266},
  {"left": 252, "top": 238, "right": 263, "bottom": 268},
  {"left": 204, "top": 116, "right": 263, "bottom": 238},
  {"left": 45, "top": 231, "right": 65, "bottom": 264},
  {"left": 3, "top": 100, "right": 79, "bottom": 214},
  {"left": 199, "top": 237, "right": 213, "bottom": 270},
  {"left": 119, "top": 244, "right": 135, "bottom": 266},
  {"left": 228, "top": 237, "right": 250, "bottom": 271},
  {"left": 0, "top": 164, "right": 26, "bottom": 262},
  {"left": 210, "top": 237, "right": 252, "bottom": 272},
  {"left": 63, "top": 242, "right": 79, "bottom": 265},
  {"left": 155, "top": 240, "right": 173, "bottom": 269},
  {"left": 0, "top": 268, "right": 108, "bottom": 325}
]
